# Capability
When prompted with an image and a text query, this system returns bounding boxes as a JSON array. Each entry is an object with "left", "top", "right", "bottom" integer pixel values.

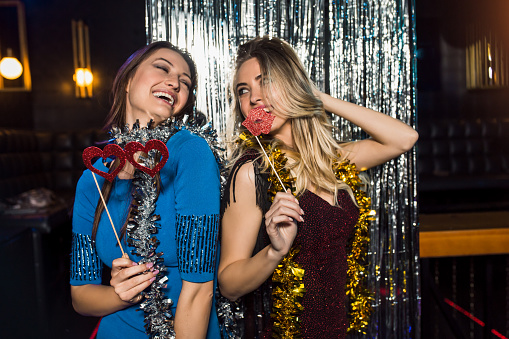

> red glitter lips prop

[{"left": 241, "top": 106, "right": 275, "bottom": 136}]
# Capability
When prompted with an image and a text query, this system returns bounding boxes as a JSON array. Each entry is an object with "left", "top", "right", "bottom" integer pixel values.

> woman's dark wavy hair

[{"left": 92, "top": 42, "right": 197, "bottom": 240}]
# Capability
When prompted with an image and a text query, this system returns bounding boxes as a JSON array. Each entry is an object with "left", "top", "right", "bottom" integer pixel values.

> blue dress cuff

[
  {"left": 176, "top": 213, "right": 219, "bottom": 282},
  {"left": 70, "top": 232, "right": 102, "bottom": 285}
]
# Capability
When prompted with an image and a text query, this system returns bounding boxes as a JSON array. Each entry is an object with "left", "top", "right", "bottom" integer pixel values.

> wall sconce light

[
  {"left": 72, "top": 19, "right": 93, "bottom": 98},
  {"left": 74, "top": 68, "right": 93, "bottom": 87},
  {"left": 466, "top": 23, "right": 508, "bottom": 90},
  {"left": 0, "top": 48, "right": 23, "bottom": 80},
  {"left": 0, "top": 0, "right": 31, "bottom": 91}
]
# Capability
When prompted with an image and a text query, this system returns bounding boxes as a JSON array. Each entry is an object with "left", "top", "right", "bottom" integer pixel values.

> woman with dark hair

[
  {"left": 70, "top": 41, "right": 221, "bottom": 338},
  {"left": 218, "top": 36, "right": 418, "bottom": 338}
]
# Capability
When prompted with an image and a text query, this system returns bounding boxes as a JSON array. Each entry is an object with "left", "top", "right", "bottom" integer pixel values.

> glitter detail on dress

[
  {"left": 176, "top": 213, "right": 219, "bottom": 274},
  {"left": 263, "top": 190, "right": 358, "bottom": 339},
  {"left": 297, "top": 190, "right": 358, "bottom": 337},
  {"left": 70, "top": 232, "right": 102, "bottom": 281}
]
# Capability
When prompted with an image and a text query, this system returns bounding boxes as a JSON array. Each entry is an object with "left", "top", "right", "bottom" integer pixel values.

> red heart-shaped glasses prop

[
  {"left": 241, "top": 106, "right": 275, "bottom": 136},
  {"left": 82, "top": 144, "right": 126, "bottom": 182},
  {"left": 124, "top": 140, "right": 169, "bottom": 177}
]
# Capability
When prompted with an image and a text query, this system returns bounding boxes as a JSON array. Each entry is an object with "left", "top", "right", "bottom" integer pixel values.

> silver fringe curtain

[{"left": 145, "top": 0, "right": 419, "bottom": 337}]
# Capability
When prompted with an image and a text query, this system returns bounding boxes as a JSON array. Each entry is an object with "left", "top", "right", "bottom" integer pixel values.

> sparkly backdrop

[{"left": 145, "top": 0, "right": 419, "bottom": 337}]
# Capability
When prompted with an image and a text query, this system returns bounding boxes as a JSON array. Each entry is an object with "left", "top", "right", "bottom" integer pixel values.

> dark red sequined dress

[
  {"left": 260, "top": 189, "right": 358, "bottom": 338},
  {"left": 220, "top": 151, "right": 359, "bottom": 339},
  {"left": 296, "top": 189, "right": 358, "bottom": 337}
]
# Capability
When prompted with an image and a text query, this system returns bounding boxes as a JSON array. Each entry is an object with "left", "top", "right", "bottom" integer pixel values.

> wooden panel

[
  {"left": 419, "top": 211, "right": 509, "bottom": 257},
  {"left": 420, "top": 228, "right": 509, "bottom": 257}
]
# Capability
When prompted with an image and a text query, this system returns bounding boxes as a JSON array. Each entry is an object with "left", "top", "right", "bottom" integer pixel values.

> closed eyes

[{"left": 154, "top": 64, "right": 191, "bottom": 89}]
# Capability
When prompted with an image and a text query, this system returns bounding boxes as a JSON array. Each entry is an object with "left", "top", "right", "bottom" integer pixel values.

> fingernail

[
  {"left": 131, "top": 262, "right": 138, "bottom": 266},
  {"left": 152, "top": 269, "right": 160, "bottom": 275},
  {"left": 300, "top": 217, "right": 304, "bottom": 222},
  {"left": 300, "top": 209, "right": 305, "bottom": 215},
  {"left": 146, "top": 262, "right": 154, "bottom": 269},
  {"left": 150, "top": 277, "right": 156, "bottom": 282}
]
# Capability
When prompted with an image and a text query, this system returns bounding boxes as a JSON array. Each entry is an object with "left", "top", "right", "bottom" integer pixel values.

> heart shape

[
  {"left": 82, "top": 144, "right": 126, "bottom": 182},
  {"left": 124, "top": 140, "right": 169, "bottom": 177}
]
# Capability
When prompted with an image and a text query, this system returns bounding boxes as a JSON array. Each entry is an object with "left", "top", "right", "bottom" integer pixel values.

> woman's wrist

[
  {"left": 266, "top": 244, "right": 287, "bottom": 263},
  {"left": 127, "top": 294, "right": 143, "bottom": 304},
  {"left": 321, "top": 93, "right": 346, "bottom": 116}
]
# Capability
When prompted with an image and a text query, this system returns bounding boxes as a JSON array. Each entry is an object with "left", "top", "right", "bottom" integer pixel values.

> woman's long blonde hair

[{"left": 228, "top": 36, "right": 353, "bottom": 204}]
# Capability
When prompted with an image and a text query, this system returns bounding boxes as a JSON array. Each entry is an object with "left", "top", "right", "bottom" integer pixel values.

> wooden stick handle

[
  {"left": 91, "top": 172, "right": 125, "bottom": 257},
  {"left": 255, "top": 136, "right": 286, "bottom": 191}
]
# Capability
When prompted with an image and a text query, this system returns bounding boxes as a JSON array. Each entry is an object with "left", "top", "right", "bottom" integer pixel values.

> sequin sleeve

[
  {"left": 176, "top": 214, "right": 219, "bottom": 279},
  {"left": 70, "top": 170, "right": 104, "bottom": 285},
  {"left": 70, "top": 232, "right": 102, "bottom": 284},
  {"left": 174, "top": 135, "right": 220, "bottom": 283}
]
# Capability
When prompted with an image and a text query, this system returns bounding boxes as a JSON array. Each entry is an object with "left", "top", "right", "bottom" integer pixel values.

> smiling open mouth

[{"left": 153, "top": 92, "right": 174, "bottom": 106}]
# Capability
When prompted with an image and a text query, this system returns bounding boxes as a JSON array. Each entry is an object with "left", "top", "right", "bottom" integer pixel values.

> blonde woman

[{"left": 217, "top": 36, "right": 418, "bottom": 338}]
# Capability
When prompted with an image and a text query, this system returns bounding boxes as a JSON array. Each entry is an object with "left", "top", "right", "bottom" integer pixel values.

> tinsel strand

[
  {"left": 113, "top": 119, "right": 179, "bottom": 339},
  {"left": 111, "top": 116, "right": 226, "bottom": 338},
  {"left": 333, "top": 160, "right": 374, "bottom": 334},
  {"left": 262, "top": 141, "right": 303, "bottom": 339},
  {"left": 271, "top": 246, "right": 306, "bottom": 339},
  {"left": 260, "top": 137, "right": 373, "bottom": 336}
]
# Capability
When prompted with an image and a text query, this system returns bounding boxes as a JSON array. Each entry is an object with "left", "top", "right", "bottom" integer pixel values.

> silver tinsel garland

[
  {"left": 111, "top": 116, "right": 226, "bottom": 338},
  {"left": 145, "top": 1, "right": 419, "bottom": 337}
]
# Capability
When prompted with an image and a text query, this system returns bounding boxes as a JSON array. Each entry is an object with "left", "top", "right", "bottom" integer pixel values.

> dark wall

[
  {"left": 416, "top": 0, "right": 509, "bottom": 121},
  {"left": 3, "top": 0, "right": 507, "bottom": 130},
  {"left": 0, "top": 0, "right": 146, "bottom": 131}
]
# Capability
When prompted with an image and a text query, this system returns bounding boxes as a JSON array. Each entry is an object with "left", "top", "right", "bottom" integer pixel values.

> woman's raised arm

[{"left": 318, "top": 91, "right": 418, "bottom": 171}]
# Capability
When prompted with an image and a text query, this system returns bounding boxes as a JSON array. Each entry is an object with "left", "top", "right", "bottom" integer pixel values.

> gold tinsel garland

[
  {"left": 333, "top": 161, "right": 374, "bottom": 334},
  {"left": 238, "top": 132, "right": 373, "bottom": 335},
  {"left": 262, "top": 140, "right": 303, "bottom": 338},
  {"left": 271, "top": 246, "right": 306, "bottom": 338}
]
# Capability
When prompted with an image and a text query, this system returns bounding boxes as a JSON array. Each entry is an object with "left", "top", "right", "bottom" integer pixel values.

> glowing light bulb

[
  {"left": 74, "top": 68, "right": 93, "bottom": 86},
  {"left": 0, "top": 56, "right": 23, "bottom": 80}
]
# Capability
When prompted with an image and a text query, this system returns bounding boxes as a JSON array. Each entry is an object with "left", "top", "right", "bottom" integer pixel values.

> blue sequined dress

[{"left": 70, "top": 129, "right": 221, "bottom": 338}]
